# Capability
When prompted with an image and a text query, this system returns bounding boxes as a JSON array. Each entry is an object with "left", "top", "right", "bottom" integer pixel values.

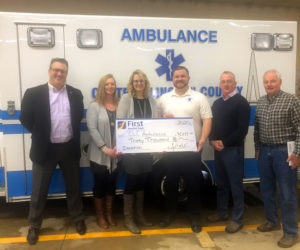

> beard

[{"left": 174, "top": 81, "right": 188, "bottom": 89}]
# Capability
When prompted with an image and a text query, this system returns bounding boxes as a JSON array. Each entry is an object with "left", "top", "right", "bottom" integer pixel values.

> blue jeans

[
  {"left": 258, "top": 145, "right": 298, "bottom": 236},
  {"left": 215, "top": 146, "right": 244, "bottom": 224}
]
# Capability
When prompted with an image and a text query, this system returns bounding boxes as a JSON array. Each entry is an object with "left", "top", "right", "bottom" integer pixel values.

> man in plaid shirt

[{"left": 254, "top": 69, "right": 300, "bottom": 248}]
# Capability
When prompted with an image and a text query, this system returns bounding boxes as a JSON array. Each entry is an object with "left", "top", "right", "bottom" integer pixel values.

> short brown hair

[
  {"left": 49, "top": 58, "right": 68, "bottom": 71},
  {"left": 172, "top": 66, "right": 189, "bottom": 78}
]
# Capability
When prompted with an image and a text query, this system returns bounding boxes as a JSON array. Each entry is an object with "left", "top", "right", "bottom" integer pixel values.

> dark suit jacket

[{"left": 20, "top": 83, "right": 84, "bottom": 164}]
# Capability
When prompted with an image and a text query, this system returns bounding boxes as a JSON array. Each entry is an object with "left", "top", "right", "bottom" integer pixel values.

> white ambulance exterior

[{"left": 0, "top": 12, "right": 297, "bottom": 202}]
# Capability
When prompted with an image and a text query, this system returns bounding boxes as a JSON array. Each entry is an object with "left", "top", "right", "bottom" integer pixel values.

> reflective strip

[{"left": 1, "top": 224, "right": 299, "bottom": 244}]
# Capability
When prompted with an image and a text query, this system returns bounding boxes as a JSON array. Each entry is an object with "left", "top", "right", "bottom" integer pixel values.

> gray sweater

[{"left": 86, "top": 101, "right": 117, "bottom": 172}]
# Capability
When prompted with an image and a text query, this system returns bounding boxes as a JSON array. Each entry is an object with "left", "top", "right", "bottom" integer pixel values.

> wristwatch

[{"left": 100, "top": 145, "right": 108, "bottom": 153}]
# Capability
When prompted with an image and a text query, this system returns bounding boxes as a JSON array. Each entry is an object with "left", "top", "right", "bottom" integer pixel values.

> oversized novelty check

[{"left": 116, "top": 118, "right": 197, "bottom": 153}]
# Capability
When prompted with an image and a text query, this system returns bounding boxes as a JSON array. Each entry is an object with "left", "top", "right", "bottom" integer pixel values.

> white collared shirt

[
  {"left": 48, "top": 83, "right": 73, "bottom": 143},
  {"left": 158, "top": 88, "right": 212, "bottom": 141}
]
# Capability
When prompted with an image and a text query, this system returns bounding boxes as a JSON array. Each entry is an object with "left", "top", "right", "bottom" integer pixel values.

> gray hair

[
  {"left": 263, "top": 69, "right": 282, "bottom": 80},
  {"left": 221, "top": 71, "right": 236, "bottom": 81}
]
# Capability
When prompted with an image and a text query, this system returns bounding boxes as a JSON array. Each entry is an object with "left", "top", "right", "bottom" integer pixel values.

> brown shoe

[
  {"left": 207, "top": 214, "right": 229, "bottom": 222},
  {"left": 277, "top": 234, "right": 299, "bottom": 248},
  {"left": 257, "top": 222, "right": 281, "bottom": 232},
  {"left": 225, "top": 221, "right": 243, "bottom": 233},
  {"left": 94, "top": 197, "right": 108, "bottom": 229},
  {"left": 105, "top": 195, "right": 117, "bottom": 226}
]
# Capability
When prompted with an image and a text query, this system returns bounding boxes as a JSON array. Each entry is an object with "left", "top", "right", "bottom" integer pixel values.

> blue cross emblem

[{"left": 155, "top": 49, "right": 185, "bottom": 81}]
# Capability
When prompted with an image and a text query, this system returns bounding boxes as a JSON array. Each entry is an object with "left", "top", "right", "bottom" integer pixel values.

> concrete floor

[{"left": 0, "top": 184, "right": 299, "bottom": 250}]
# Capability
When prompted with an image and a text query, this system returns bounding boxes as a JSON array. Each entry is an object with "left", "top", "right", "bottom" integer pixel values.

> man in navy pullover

[{"left": 207, "top": 71, "right": 250, "bottom": 233}]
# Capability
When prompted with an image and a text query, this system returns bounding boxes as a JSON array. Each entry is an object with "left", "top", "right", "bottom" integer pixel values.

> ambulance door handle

[{"left": 7, "top": 101, "right": 15, "bottom": 116}]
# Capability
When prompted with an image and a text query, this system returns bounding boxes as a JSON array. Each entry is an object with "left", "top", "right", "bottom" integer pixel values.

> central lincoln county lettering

[{"left": 93, "top": 86, "right": 243, "bottom": 99}]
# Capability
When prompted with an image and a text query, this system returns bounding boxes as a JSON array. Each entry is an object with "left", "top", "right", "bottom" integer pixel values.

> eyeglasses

[
  {"left": 133, "top": 80, "right": 144, "bottom": 84},
  {"left": 51, "top": 68, "right": 67, "bottom": 74}
]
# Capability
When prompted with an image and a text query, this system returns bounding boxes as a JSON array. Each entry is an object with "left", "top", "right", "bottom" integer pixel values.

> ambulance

[{"left": 0, "top": 12, "right": 297, "bottom": 202}]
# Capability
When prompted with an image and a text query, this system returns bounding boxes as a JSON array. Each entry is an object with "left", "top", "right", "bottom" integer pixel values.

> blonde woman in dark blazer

[
  {"left": 117, "top": 69, "right": 158, "bottom": 234},
  {"left": 87, "top": 74, "right": 120, "bottom": 229}
]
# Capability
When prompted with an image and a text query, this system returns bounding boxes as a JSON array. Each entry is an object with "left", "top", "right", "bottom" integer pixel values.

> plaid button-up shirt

[{"left": 254, "top": 90, "right": 300, "bottom": 156}]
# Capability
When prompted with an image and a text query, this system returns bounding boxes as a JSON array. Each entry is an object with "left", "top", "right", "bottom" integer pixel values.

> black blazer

[{"left": 20, "top": 83, "right": 84, "bottom": 164}]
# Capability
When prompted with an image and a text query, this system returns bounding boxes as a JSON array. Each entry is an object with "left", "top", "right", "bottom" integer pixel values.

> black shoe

[
  {"left": 75, "top": 220, "right": 87, "bottom": 235},
  {"left": 159, "top": 215, "right": 174, "bottom": 227},
  {"left": 191, "top": 222, "right": 202, "bottom": 233},
  {"left": 27, "top": 227, "right": 39, "bottom": 245}
]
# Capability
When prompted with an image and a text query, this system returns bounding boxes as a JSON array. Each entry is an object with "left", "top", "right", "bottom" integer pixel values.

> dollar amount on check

[{"left": 116, "top": 118, "right": 197, "bottom": 153}]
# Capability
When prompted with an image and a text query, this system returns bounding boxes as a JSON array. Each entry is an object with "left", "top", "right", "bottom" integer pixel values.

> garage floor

[{"left": 0, "top": 184, "right": 299, "bottom": 250}]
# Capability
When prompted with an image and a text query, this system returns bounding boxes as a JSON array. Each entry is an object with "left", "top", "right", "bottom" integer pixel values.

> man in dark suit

[{"left": 20, "top": 58, "right": 86, "bottom": 245}]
